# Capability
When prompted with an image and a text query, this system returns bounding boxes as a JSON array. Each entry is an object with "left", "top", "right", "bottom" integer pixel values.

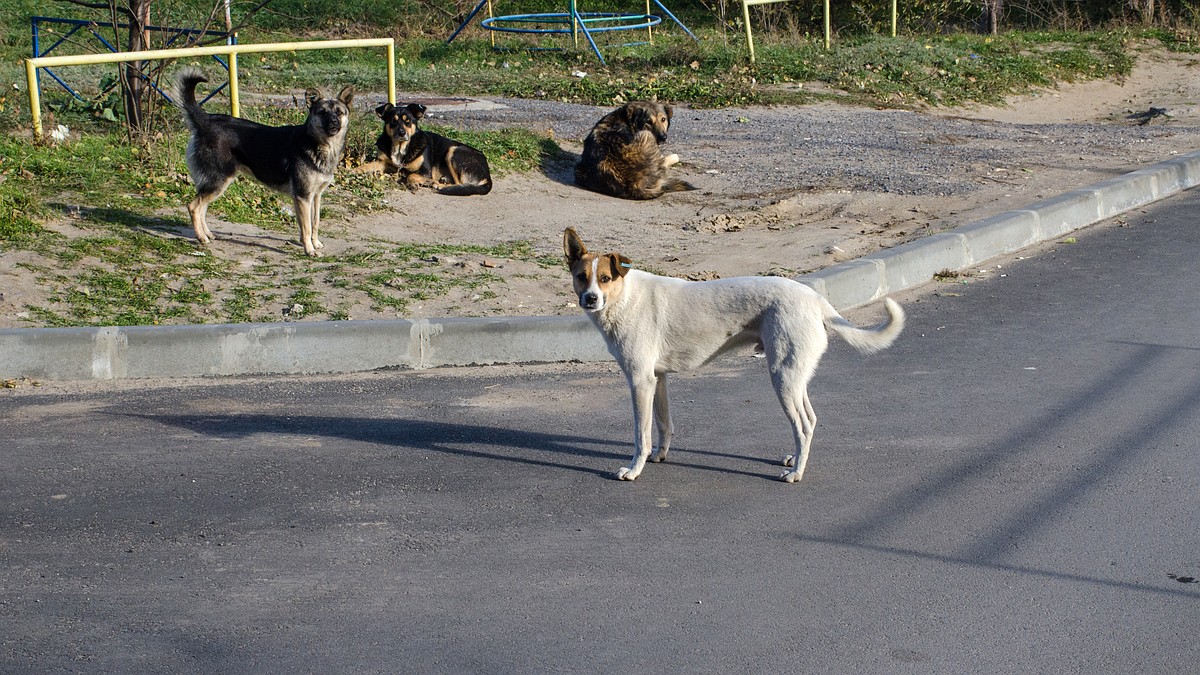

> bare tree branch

[{"left": 55, "top": 0, "right": 132, "bottom": 18}]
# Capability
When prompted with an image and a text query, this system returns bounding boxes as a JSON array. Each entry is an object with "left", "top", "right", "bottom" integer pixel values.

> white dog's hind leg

[
  {"left": 780, "top": 389, "right": 816, "bottom": 482},
  {"left": 781, "top": 395, "right": 816, "bottom": 469},
  {"left": 651, "top": 375, "right": 673, "bottom": 463},
  {"left": 766, "top": 346, "right": 820, "bottom": 483},
  {"left": 618, "top": 373, "right": 658, "bottom": 480}
]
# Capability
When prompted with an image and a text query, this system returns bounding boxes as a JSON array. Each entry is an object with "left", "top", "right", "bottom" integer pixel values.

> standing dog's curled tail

[
  {"left": 175, "top": 68, "right": 209, "bottom": 132},
  {"left": 824, "top": 297, "right": 906, "bottom": 355}
]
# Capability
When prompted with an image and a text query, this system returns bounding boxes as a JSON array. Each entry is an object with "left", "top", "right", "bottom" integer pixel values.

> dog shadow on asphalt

[{"left": 131, "top": 412, "right": 781, "bottom": 481}]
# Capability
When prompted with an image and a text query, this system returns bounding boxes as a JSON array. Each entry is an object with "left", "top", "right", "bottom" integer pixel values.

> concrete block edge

[{"left": 3, "top": 150, "right": 1198, "bottom": 380}]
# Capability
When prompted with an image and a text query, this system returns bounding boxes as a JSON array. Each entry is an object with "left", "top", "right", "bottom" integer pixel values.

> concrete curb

[{"left": 4, "top": 150, "right": 1200, "bottom": 381}]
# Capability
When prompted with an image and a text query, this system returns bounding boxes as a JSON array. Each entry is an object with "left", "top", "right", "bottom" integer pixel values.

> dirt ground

[{"left": 3, "top": 48, "right": 1200, "bottom": 327}]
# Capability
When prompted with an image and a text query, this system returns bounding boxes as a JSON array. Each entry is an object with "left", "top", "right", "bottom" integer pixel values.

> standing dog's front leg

[
  {"left": 650, "top": 374, "right": 673, "bottom": 463},
  {"left": 311, "top": 190, "right": 324, "bottom": 251},
  {"left": 618, "top": 371, "right": 658, "bottom": 481},
  {"left": 293, "top": 194, "right": 319, "bottom": 257}
]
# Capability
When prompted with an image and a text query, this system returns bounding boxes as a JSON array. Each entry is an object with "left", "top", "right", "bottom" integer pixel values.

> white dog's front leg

[
  {"left": 618, "top": 373, "right": 658, "bottom": 481},
  {"left": 650, "top": 374, "right": 673, "bottom": 463}
]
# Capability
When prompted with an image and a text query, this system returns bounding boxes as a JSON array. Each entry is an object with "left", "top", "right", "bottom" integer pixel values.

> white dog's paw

[
  {"left": 651, "top": 448, "right": 669, "bottom": 463},
  {"left": 782, "top": 454, "right": 796, "bottom": 467},
  {"left": 663, "top": 153, "right": 680, "bottom": 167},
  {"left": 616, "top": 466, "right": 641, "bottom": 481},
  {"left": 313, "top": 237, "right": 324, "bottom": 250},
  {"left": 779, "top": 469, "right": 804, "bottom": 483}
]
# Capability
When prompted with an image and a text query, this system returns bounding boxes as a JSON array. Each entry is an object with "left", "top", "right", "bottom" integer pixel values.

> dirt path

[{"left": 3, "top": 48, "right": 1199, "bottom": 327}]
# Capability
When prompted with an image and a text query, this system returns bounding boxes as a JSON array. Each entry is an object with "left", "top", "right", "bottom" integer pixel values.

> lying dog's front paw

[
  {"left": 616, "top": 466, "right": 640, "bottom": 481},
  {"left": 779, "top": 469, "right": 804, "bottom": 483}
]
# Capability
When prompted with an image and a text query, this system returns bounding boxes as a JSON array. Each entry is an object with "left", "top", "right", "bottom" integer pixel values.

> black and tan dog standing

[
  {"left": 574, "top": 101, "right": 695, "bottom": 200},
  {"left": 176, "top": 68, "right": 354, "bottom": 256},
  {"left": 369, "top": 102, "right": 492, "bottom": 196}
]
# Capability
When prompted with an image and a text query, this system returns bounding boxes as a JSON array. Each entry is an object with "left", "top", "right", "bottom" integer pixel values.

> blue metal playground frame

[
  {"left": 447, "top": 1, "right": 697, "bottom": 64},
  {"left": 30, "top": 16, "right": 234, "bottom": 106}
]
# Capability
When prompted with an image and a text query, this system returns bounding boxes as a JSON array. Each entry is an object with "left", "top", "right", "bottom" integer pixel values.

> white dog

[{"left": 564, "top": 227, "right": 905, "bottom": 483}]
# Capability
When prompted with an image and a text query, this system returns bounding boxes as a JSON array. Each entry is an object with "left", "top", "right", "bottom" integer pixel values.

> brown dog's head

[
  {"left": 374, "top": 102, "right": 427, "bottom": 162},
  {"left": 623, "top": 101, "right": 674, "bottom": 144},
  {"left": 303, "top": 86, "right": 354, "bottom": 140},
  {"left": 563, "top": 227, "right": 632, "bottom": 313}
]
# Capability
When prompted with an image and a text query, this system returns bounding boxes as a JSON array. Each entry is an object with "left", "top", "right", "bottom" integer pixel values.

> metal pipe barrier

[
  {"left": 24, "top": 37, "right": 396, "bottom": 138},
  {"left": 741, "top": 0, "right": 897, "bottom": 62}
]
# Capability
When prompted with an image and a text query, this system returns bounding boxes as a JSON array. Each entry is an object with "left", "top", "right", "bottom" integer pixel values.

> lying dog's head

[
  {"left": 374, "top": 102, "right": 427, "bottom": 164},
  {"left": 564, "top": 227, "right": 632, "bottom": 313},
  {"left": 623, "top": 101, "right": 674, "bottom": 144},
  {"left": 304, "top": 86, "right": 355, "bottom": 140}
]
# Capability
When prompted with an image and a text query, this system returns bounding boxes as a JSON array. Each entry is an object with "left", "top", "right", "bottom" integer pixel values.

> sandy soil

[{"left": 3, "top": 48, "right": 1199, "bottom": 328}]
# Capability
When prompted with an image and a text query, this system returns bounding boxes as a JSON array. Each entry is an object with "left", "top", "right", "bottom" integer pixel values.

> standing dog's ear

[
  {"left": 604, "top": 254, "right": 633, "bottom": 279},
  {"left": 337, "top": 86, "right": 355, "bottom": 107},
  {"left": 564, "top": 227, "right": 588, "bottom": 265},
  {"left": 405, "top": 103, "right": 428, "bottom": 120},
  {"left": 304, "top": 89, "right": 323, "bottom": 108}
]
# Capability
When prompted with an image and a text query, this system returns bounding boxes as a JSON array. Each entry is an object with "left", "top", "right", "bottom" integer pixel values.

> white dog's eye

[{"left": 599, "top": 275, "right": 611, "bottom": 283}]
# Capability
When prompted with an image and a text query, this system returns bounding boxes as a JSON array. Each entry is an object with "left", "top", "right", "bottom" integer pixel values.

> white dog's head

[{"left": 563, "top": 227, "right": 632, "bottom": 313}]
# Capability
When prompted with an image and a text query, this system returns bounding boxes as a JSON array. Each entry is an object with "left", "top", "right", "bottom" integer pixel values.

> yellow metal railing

[
  {"left": 741, "top": 0, "right": 897, "bottom": 62},
  {"left": 24, "top": 37, "right": 396, "bottom": 138}
]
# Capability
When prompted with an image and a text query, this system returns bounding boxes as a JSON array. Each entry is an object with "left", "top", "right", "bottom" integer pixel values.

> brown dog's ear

[
  {"left": 375, "top": 102, "right": 393, "bottom": 118},
  {"left": 625, "top": 103, "right": 649, "bottom": 130},
  {"left": 563, "top": 227, "right": 588, "bottom": 265},
  {"left": 663, "top": 103, "right": 674, "bottom": 120},
  {"left": 305, "top": 89, "right": 322, "bottom": 107},
  {"left": 337, "top": 85, "right": 355, "bottom": 107},
  {"left": 406, "top": 103, "right": 427, "bottom": 120}
]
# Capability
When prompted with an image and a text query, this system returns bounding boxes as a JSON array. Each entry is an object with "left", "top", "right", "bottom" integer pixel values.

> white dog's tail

[{"left": 824, "top": 297, "right": 905, "bottom": 355}]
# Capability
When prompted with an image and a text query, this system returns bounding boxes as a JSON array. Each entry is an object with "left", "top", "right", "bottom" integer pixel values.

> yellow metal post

[
  {"left": 386, "top": 42, "right": 396, "bottom": 104},
  {"left": 487, "top": 0, "right": 496, "bottom": 49},
  {"left": 646, "top": 0, "right": 653, "bottom": 44},
  {"left": 229, "top": 51, "right": 240, "bottom": 117},
  {"left": 892, "top": 0, "right": 898, "bottom": 37},
  {"left": 25, "top": 59, "right": 41, "bottom": 140},
  {"left": 824, "top": 0, "right": 831, "bottom": 50},
  {"left": 571, "top": 0, "right": 579, "bottom": 49},
  {"left": 742, "top": 0, "right": 756, "bottom": 63}
]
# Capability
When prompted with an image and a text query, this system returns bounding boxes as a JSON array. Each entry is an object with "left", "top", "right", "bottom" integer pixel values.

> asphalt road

[{"left": 3, "top": 190, "right": 1200, "bottom": 673}]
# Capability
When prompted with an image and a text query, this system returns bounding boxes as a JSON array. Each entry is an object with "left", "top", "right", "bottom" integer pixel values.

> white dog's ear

[
  {"left": 614, "top": 254, "right": 633, "bottom": 277},
  {"left": 563, "top": 227, "right": 587, "bottom": 264}
]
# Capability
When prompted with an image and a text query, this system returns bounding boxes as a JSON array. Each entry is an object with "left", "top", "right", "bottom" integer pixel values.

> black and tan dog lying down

[{"left": 359, "top": 102, "right": 492, "bottom": 196}]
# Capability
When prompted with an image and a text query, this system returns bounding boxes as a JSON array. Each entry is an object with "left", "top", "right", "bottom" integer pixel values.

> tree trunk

[
  {"left": 1129, "top": 0, "right": 1155, "bottom": 24},
  {"left": 981, "top": 0, "right": 1002, "bottom": 35},
  {"left": 121, "top": 0, "right": 152, "bottom": 133}
]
